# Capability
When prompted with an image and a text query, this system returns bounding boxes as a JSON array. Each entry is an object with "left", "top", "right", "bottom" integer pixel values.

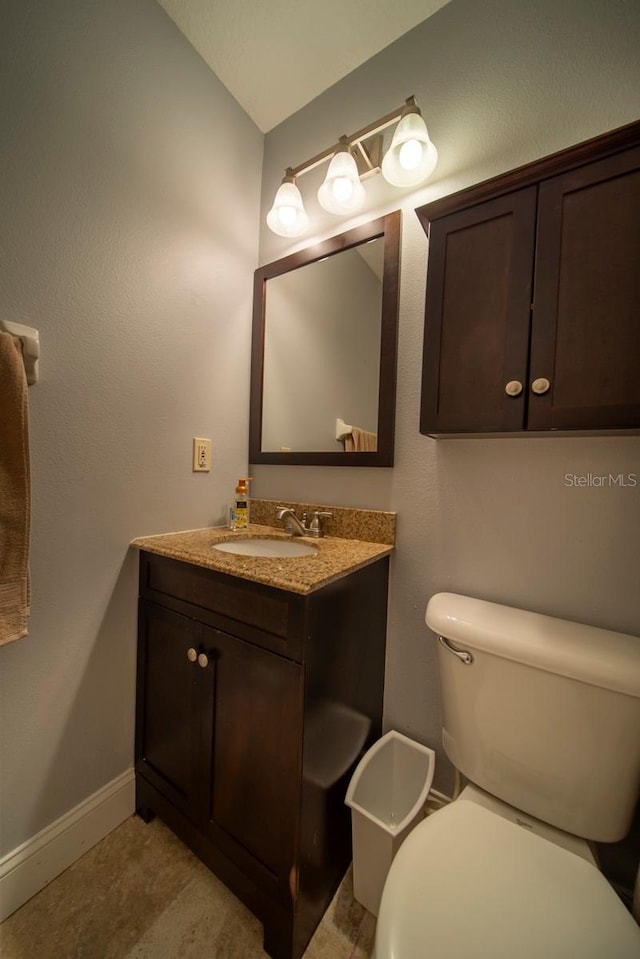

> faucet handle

[{"left": 309, "top": 511, "right": 333, "bottom": 536}]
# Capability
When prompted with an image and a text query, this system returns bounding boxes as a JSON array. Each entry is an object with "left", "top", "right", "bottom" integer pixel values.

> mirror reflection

[
  {"left": 262, "top": 238, "right": 383, "bottom": 453},
  {"left": 250, "top": 212, "right": 401, "bottom": 467}
]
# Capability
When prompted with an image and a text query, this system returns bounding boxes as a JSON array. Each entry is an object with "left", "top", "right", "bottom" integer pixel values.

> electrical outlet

[{"left": 193, "top": 437, "right": 212, "bottom": 472}]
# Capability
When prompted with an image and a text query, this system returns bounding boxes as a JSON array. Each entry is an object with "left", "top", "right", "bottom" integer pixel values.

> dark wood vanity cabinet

[
  {"left": 135, "top": 551, "right": 389, "bottom": 959},
  {"left": 417, "top": 120, "right": 640, "bottom": 435}
]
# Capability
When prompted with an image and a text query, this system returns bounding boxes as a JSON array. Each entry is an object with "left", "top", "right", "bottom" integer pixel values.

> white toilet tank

[{"left": 426, "top": 593, "right": 640, "bottom": 842}]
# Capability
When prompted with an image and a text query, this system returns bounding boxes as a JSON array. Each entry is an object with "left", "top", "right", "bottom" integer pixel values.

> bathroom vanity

[{"left": 132, "top": 511, "right": 393, "bottom": 959}]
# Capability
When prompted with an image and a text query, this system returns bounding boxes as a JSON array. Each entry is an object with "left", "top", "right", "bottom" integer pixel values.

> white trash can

[{"left": 345, "top": 730, "right": 436, "bottom": 916}]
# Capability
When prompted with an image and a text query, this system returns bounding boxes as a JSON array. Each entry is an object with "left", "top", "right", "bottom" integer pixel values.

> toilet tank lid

[{"left": 426, "top": 593, "right": 640, "bottom": 698}]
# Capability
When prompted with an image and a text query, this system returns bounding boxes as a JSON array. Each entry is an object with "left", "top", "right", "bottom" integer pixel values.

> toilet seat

[{"left": 374, "top": 797, "right": 640, "bottom": 959}]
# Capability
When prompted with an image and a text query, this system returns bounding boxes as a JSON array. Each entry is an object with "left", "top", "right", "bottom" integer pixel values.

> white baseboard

[{"left": 0, "top": 768, "right": 135, "bottom": 922}]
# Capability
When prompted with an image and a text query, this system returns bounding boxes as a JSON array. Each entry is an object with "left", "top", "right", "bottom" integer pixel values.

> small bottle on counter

[{"left": 232, "top": 477, "right": 251, "bottom": 530}]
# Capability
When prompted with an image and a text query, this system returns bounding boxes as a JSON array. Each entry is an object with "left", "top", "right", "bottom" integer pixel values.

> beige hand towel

[
  {"left": 0, "top": 331, "right": 31, "bottom": 645},
  {"left": 344, "top": 426, "right": 377, "bottom": 452}
]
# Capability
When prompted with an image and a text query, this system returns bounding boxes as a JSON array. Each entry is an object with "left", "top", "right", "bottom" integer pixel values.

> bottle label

[{"left": 234, "top": 501, "right": 248, "bottom": 529}]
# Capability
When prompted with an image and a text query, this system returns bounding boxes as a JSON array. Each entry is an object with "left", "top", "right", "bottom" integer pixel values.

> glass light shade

[
  {"left": 381, "top": 111, "right": 438, "bottom": 188},
  {"left": 266, "top": 179, "right": 309, "bottom": 237},
  {"left": 317, "top": 150, "right": 366, "bottom": 215}
]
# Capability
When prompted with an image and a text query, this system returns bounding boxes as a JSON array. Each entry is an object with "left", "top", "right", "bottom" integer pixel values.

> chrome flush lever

[{"left": 438, "top": 635, "right": 474, "bottom": 665}]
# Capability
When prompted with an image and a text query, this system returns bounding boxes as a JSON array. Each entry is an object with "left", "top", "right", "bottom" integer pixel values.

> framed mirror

[{"left": 249, "top": 211, "right": 401, "bottom": 466}]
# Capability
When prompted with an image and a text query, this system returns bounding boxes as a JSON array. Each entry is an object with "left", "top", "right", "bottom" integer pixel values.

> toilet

[{"left": 374, "top": 593, "right": 640, "bottom": 958}]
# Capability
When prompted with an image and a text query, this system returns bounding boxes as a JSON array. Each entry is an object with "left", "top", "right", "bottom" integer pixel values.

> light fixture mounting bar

[
  {"left": 288, "top": 97, "right": 417, "bottom": 180},
  {"left": 354, "top": 136, "right": 383, "bottom": 177}
]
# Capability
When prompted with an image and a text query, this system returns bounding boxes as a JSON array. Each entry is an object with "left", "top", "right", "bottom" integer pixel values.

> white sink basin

[{"left": 212, "top": 538, "right": 318, "bottom": 558}]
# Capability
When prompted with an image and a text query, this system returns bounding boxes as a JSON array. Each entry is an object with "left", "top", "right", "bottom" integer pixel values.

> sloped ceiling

[{"left": 156, "top": 0, "right": 452, "bottom": 131}]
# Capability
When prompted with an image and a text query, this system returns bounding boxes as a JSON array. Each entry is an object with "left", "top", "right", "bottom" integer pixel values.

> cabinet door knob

[
  {"left": 504, "top": 380, "right": 523, "bottom": 397},
  {"left": 187, "top": 647, "right": 197, "bottom": 663},
  {"left": 531, "top": 377, "right": 551, "bottom": 395},
  {"left": 197, "top": 652, "right": 209, "bottom": 669}
]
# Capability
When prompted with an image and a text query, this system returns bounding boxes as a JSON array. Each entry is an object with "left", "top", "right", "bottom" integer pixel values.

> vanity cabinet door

[
  {"left": 201, "top": 626, "right": 303, "bottom": 903},
  {"left": 136, "top": 601, "right": 204, "bottom": 818},
  {"left": 528, "top": 146, "right": 640, "bottom": 430},
  {"left": 420, "top": 188, "right": 537, "bottom": 434}
]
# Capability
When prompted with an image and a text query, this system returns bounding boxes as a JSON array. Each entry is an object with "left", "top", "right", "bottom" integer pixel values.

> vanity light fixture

[
  {"left": 317, "top": 137, "right": 366, "bottom": 215},
  {"left": 266, "top": 172, "right": 309, "bottom": 237},
  {"left": 266, "top": 96, "right": 437, "bottom": 236},
  {"left": 381, "top": 101, "right": 438, "bottom": 187}
]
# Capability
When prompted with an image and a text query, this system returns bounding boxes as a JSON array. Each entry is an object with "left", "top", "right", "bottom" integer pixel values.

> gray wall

[
  {"left": 253, "top": 0, "right": 640, "bottom": 789},
  {"left": 0, "top": 0, "right": 262, "bottom": 855}
]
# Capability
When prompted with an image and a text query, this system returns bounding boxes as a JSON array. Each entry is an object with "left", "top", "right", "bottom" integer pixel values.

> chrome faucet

[
  {"left": 276, "top": 507, "right": 333, "bottom": 538},
  {"left": 276, "top": 507, "right": 307, "bottom": 537}
]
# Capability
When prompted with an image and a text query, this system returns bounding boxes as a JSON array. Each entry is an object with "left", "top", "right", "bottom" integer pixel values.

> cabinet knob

[
  {"left": 187, "top": 647, "right": 197, "bottom": 663},
  {"left": 531, "top": 377, "right": 551, "bottom": 395},
  {"left": 197, "top": 652, "right": 209, "bottom": 669},
  {"left": 504, "top": 380, "right": 523, "bottom": 397}
]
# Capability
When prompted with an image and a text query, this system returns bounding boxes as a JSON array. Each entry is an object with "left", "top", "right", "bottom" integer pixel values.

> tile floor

[{"left": 0, "top": 816, "right": 375, "bottom": 959}]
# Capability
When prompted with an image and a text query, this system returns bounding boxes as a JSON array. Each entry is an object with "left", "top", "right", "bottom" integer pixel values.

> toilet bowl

[
  {"left": 374, "top": 786, "right": 640, "bottom": 958},
  {"left": 373, "top": 593, "right": 640, "bottom": 958}
]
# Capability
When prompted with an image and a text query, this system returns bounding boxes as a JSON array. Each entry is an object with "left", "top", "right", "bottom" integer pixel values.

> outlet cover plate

[{"left": 193, "top": 437, "right": 212, "bottom": 472}]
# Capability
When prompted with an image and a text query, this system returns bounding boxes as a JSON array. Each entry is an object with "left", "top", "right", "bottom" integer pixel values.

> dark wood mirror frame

[{"left": 249, "top": 210, "right": 401, "bottom": 467}]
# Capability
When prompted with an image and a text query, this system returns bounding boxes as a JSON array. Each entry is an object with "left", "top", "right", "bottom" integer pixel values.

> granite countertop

[{"left": 131, "top": 524, "right": 394, "bottom": 595}]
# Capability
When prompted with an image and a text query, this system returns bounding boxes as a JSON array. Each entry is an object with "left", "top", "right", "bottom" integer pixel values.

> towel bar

[{"left": 336, "top": 417, "right": 353, "bottom": 440}]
